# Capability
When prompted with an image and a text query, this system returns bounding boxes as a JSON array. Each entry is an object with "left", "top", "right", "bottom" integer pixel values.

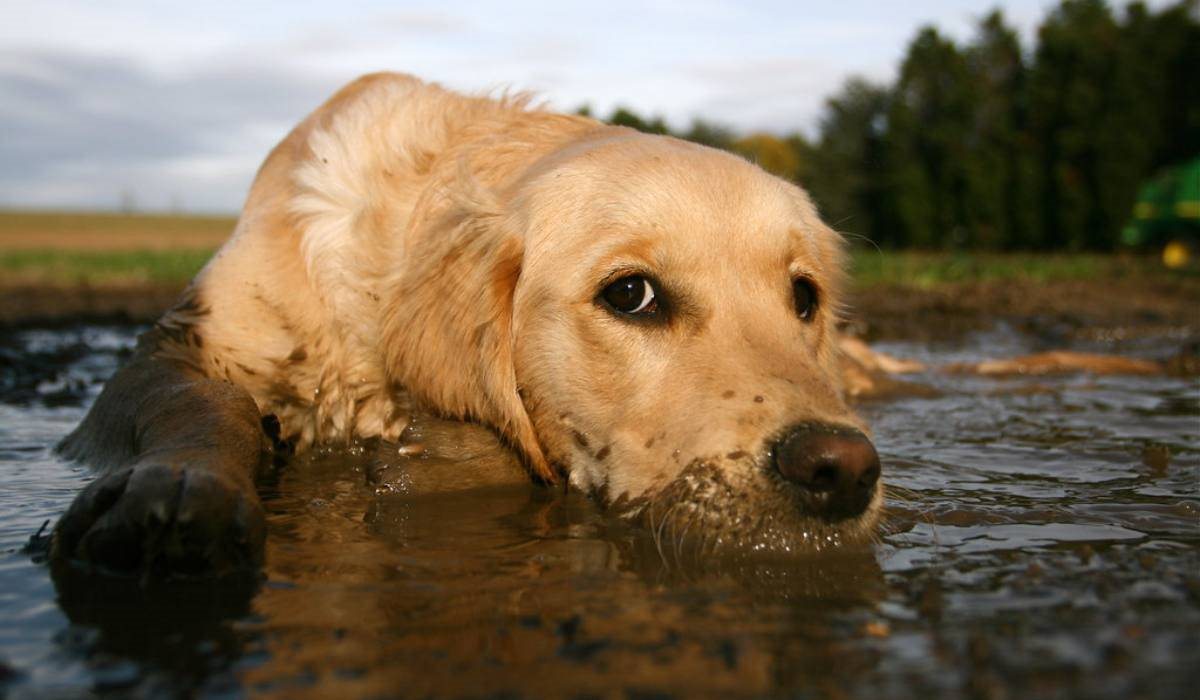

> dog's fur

[{"left": 56, "top": 73, "right": 886, "bottom": 573}]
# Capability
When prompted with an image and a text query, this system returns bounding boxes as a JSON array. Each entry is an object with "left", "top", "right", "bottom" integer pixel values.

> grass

[
  {"left": 0, "top": 210, "right": 225, "bottom": 286},
  {"left": 848, "top": 250, "right": 1173, "bottom": 287},
  {"left": 0, "top": 209, "right": 1183, "bottom": 288},
  {"left": 0, "top": 248, "right": 215, "bottom": 285}
]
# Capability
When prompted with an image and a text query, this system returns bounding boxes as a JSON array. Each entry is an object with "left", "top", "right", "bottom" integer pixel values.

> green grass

[
  {"left": 0, "top": 209, "right": 229, "bottom": 286},
  {"left": 0, "top": 248, "right": 215, "bottom": 285},
  {"left": 4, "top": 249, "right": 1175, "bottom": 288},
  {"left": 847, "top": 251, "right": 1171, "bottom": 287},
  {"left": 0, "top": 248, "right": 1178, "bottom": 288},
  {"left": 0, "top": 207, "right": 1183, "bottom": 289}
]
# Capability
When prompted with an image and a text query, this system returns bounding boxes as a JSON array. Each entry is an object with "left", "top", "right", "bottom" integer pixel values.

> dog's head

[{"left": 384, "top": 129, "right": 882, "bottom": 554}]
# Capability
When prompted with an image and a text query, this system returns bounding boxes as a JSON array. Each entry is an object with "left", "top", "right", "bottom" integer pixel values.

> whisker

[
  {"left": 652, "top": 503, "right": 677, "bottom": 568},
  {"left": 836, "top": 228, "right": 882, "bottom": 256},
  {"left": 673, "top": 511, "right": 696, "bottom": 565},
  {"left": 647, "top": 506, "right": 663, "bottom": 565}
]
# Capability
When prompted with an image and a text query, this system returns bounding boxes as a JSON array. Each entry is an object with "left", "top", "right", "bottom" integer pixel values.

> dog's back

[{"left": 157, "top": 74, "right": 596, "bottom": 448}]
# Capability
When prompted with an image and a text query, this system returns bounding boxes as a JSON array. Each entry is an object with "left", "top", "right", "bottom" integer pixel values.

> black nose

[{"left": 771, "top": 423, "right": 881, "bottom": 522}]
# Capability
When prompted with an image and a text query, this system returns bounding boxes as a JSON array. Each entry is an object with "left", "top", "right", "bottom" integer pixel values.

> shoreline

[
  {"left": 0, "top": 282, "right": 184, "bottom": 328},
  {"left": 4, "top": 277, "right": 1197, "bottom": 346}
]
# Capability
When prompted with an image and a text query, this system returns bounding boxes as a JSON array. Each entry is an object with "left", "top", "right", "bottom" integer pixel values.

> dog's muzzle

[{"left": 770, "top": 423, "right": 881, "bottom": 522}]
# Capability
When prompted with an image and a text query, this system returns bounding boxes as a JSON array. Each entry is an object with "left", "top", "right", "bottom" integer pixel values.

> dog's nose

[{"left": 771, "top": 423, "right": 881, "bottom": 522}]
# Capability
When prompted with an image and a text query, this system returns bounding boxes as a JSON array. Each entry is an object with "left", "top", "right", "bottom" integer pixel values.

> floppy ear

[
  {"left": 379, "top": 177, "right": 555, "bottom": 482},
  {"left": 786, "top": 184, "right": 851, "bottom": 396}
]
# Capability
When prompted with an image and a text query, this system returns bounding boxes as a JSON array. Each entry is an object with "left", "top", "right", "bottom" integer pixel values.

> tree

[
  {"left": 1029, "top": 0, "right": 1129, "bottom": 249},
  {"left": 732, "top": 133, "right": 802, "bottom": 180},
  {"left": 964, "top": 10, "right": 1035, "bottom": 249},
  {"left": 608, "top": 107, "right": 669, "bottom": 135},
  {"left": 682, "top": 119, "right": 735, "bottom": 150},
  {"left": 804, "top": 78, "right": 895, "bottom": 245},
  {"left": 584, "top": 1, "right": 1200, "bottom": 252},
  {"left": 1119, "top": 2, "right": 1200, "bottom": 172},
  {"left": 886, "top": 27, "right": 977, "bottom": 248}
]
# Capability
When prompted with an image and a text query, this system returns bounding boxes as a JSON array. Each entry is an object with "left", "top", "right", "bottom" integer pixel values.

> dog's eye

[
  {"left": 793, "top": 278, "right": 817, "bottom": 321},
  {"left": 601, "top": 275, "right": 658, "bottom": 316}
]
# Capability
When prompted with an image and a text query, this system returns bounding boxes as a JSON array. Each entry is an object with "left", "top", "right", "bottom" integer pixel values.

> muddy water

[{"left": 0, "top": 323, "right": 1197, "bottom": 698}]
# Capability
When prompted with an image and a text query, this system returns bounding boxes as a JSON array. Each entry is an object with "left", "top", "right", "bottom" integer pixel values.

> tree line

[{"left": 583, "top": 0, "right": 1199, "bottom": 250}]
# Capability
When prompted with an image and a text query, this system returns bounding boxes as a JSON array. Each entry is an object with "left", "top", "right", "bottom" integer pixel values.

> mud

[
  {"left": 0, "top": 283, "right": 184, "bottom": 327},
  {"left": 0, "top": 279, "right": 1198, "bottom": 698},
  {"left": 846, "top": 277, "right": 1200, "bottom": 343},
  {"left": 4, "top": 274, "right": 1197, "bottom": 337}
]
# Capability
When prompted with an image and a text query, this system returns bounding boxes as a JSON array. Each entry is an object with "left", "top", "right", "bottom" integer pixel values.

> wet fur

[
  {"left": 61, "top": 72, "right": 887, "bottom": 563},
  {"left": 54, "top": 323, "right": 270, "bottom": 574}
]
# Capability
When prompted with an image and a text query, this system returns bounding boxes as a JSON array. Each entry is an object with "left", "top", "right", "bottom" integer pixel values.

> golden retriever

[{"left": 55, "top": 73, "right": 887, "bottom": 576}]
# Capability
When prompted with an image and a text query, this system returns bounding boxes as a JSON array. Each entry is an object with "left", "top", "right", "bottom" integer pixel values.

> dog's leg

[
  {"left": 52, "top": 332, "right": 269, "bottom": 578},
  {"left": 946, "top": 351, "right": 1163, "bottom": 376},
  {"left": 838, "top": 336, "right": 933, "bottom": 400},
  {"left": 837, "top": 335, "right": 1185, "bottom": 401}
]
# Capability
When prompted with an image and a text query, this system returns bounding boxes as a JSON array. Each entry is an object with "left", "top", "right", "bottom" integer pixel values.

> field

[
  {"left": 0, "top": 210, "right": 1184, "bottom": 285},
  {"left": 1, "top": 209, "right": 1197, "bottom": 331},
  {"left": 0, "top": 210, "right": 232, "bottom": 285}
]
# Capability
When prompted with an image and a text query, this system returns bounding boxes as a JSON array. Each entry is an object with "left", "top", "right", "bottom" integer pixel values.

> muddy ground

[
  {"left": 0, "top": 283, "right": 184, "bottom": 327},
  {"left": 849, "top": 276, "right": 1199, "bottom": 342},
  {"left": 2, "top": 273, "right": 1198, "bottom": 698},
  {"left": 2, "top": 303, "right": 1197, "bottom": 698},
  {"left": 4, "top": 276, "right": 1197, "bottom": 342}
]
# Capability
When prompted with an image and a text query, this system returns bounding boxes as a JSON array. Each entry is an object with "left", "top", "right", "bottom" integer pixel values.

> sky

[{"left": 0, "top": 0, "right": 1170, "bottom": 213}]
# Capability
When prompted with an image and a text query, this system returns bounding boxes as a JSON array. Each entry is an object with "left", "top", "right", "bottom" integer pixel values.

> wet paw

[{"left": 52, "top": 461, "right": 266, "bottom": 578}]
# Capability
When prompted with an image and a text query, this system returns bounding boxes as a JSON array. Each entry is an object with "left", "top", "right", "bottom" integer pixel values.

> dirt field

[
  {"left": 847, "top": 276, "right": 1200, "bottom": 342},
  {"left": 4, "top": 271, "right": 1197, "bottom": 351},
  {"left": 2, "top": 210, "right": 1198, "bottom": 339},
  {"left": 0, "top": 210, "right": 234, "bottom": 251}
]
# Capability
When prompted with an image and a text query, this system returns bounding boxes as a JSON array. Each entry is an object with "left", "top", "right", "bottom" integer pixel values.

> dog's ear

[
  {"left": 785, "top": 184, "right": 850, "bottom": 396},
  {"left": 379, "top": 175, "right": 555, "bottom": 482}
]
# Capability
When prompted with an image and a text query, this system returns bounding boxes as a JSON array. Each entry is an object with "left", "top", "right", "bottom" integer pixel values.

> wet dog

[{"left": 54, "top": 73, "right": 884, "bottom": 576}]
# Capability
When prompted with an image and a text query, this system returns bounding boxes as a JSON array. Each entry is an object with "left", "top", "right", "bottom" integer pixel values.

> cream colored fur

[{"left": 160, "top": 72, "right": 880, "bottom": 535}]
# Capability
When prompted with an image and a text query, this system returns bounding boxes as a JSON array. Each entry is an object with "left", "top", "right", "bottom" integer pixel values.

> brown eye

[
  {"left": 601, "top": 275, "right": 658, "bottom": 315},
  {"left": 793, "top": 278, "right": 817, "bottom": 321}
]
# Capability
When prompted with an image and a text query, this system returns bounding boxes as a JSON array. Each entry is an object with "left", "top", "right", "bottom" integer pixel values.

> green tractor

[{"left": 1122, "top": 156, "right": 1200, "bottom": 268}]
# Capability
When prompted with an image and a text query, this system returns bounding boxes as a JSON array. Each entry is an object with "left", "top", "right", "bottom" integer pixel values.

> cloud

[
  {"left": 7, "top": 0, "right": 1167, "bottom": 212},
  {"left": 375, "top": 11, "right": 473, "bottom": 35},
  {"left": 0, "top": 42, "right": 849, "bottom": 211},
  {"left": 680, "top": 57, "right": 864, "bottom": 134},
  {"left": 0, "top": 48, "right": 337, "bottom": 211},
  {"left": 269, "top": 10, "right": 473, "bottom": 58}
]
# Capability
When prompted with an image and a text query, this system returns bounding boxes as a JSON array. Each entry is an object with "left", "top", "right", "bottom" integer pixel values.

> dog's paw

[{"left": 52, "top": 461, "right": 266, "bottom": 578}]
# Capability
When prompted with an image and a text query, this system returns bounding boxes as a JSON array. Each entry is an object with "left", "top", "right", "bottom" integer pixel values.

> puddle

[{"left": 0, "top": 323, "right": 1197, "bottom": 698}]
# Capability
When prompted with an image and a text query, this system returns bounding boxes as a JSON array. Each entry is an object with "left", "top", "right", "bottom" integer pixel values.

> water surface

[{"left": 0, "top": 323, "right": 1196, "bottom": 698}]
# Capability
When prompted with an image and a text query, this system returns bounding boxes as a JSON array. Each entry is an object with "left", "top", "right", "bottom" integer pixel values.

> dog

[{"left": 53, "top": 72, "right": 892, "bottom": 577}]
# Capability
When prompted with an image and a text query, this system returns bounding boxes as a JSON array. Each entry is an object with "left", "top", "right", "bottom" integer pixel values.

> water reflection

[
  {"left": 228, "top": 438, "right": 887, "bottom": 696},
  {"left": 2, "top": 322, "right": 1198, "bottom": 698},
  {"left": 49, "top": 563, "right": 257, "bottom": 694}
]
